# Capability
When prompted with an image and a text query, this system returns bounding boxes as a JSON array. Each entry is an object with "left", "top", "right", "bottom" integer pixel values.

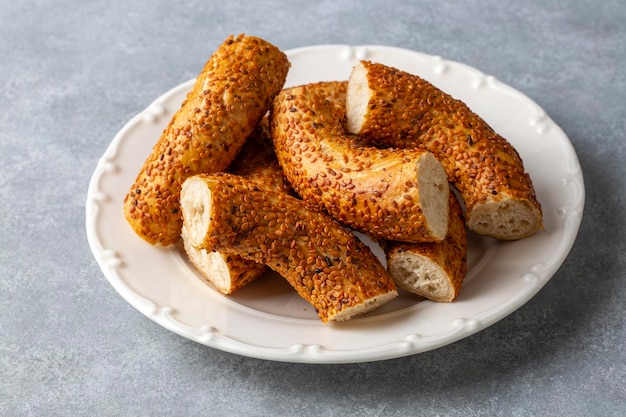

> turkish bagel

[{"left": 270, "top": 81, "right": 450, "bottom": 243}]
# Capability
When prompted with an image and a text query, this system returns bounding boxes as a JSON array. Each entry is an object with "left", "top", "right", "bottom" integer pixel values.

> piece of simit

[
  {"left": 346, "top": 61, "right": 542, "bottom": 240},
  {"left": 270, "top": 81, "right": 450, "bottom": 243},
  {"left": 124, "top": 34, "right": 290, "bottom": 246},
  {"left": 180, "top": 173, "right": 398, "bottom": 323}
]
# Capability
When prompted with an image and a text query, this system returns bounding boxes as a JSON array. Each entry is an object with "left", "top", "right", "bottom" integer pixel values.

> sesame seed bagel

[
  {"left": 346, "top": 61, "right": 542, "bottom": 240},
  {"left": 270, "top": 81, "right": 450, "bottom": 243},
  {"left": 180, "top": 173, "right": 398, "bottom": 323},
  {"left": 123, "top": 34, "right": 290, "bottom": 246},
  {"left": 383, "top": 192, "right": 467, "bottom": 303},
  {"left": 181, "top": 119, "right": 290, "bottom": 294}
]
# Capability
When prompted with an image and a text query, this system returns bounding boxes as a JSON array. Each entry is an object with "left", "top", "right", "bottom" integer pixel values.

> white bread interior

[
  {"left": 469, "top": 199, "right": 541, "bottom": 240},
  {"left": 180, "top": 176, "right": 213, "bottom": 248},
  {"left": 418, "top": 152, "right": 450, "bottom": 241},
  {"left": 345, "top": 61, "right": 371, "bottom": 135},
  {"left": 181, "top": 227, "right": 233, "bottom": 294},
  {"left": 331, "top": 290, "right": 398, "bottom": 321},
  {"left": 180, "top": 176, "right": 231, "bottom": 293},
  {"left": 329, "top": 290, "right": 398, "bottom": 321},
  {"left": 387, "top": 252, "right": 453, "bottom": 302}
]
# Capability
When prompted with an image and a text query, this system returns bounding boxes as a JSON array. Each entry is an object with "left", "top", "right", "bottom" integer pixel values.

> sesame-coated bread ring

[
  {"left": 180, "top": 173, "right": 398, "bottom": 323},
  {"left": 270, "top": 81, "right": 450, "bottom": 243},
  {"left": 383, "top": 192, "right": 467, "bottom": 303},
  {"left": 346, "top": 61, "right": 542, "bottom": 240},
  {"left": 181, "top": 118, "right": 291, "bottom": 294},
  {"left": 123, "top": 34, "right": 290, "bottom": 246}
]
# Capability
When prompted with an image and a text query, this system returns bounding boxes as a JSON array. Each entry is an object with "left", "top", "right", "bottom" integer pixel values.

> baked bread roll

[
  {"left": 181, "top": 119, "right": 290, "bottom": 294},
  {"left": 383, "top": 192, "right": 467, "bottom": 302},
  {"left": 124, "top": 34, "right": 290, "bottom": 246},
  {"left": 180, "top": 173, "right": 398, "bottom": 322},
  {"left": 346, "top": 61, "right": 542, "bottom": 240},
  {"left": 270, "top": 81, "right": 450, "bottom": 243}
]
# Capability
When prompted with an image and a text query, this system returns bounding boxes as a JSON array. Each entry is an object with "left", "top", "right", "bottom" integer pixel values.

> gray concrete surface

[{"left": 1, "top": 1, "right": 624, "bottom": 416}]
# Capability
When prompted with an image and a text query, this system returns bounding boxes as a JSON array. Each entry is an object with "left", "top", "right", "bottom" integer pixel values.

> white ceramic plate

[{"left": 86, "top": 45, "right": 584, "bottom": 363}]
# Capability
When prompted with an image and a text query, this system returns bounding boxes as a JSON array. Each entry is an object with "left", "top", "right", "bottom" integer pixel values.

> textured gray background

[{"left": 1, "top": 0, "right": 625, "bottom": 416}]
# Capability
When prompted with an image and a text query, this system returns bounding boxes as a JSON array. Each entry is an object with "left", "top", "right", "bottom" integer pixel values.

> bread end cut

[
  {"left": 330, "top": 290, "right": 398, "bottom": 321},
  {"left": 180, "top": 176, "right": 214, "bottom": 247},
  {"left": 181, "top": 227, "right": 266, "bottom": 294},
  {"left": 345, "top": 61, "right": 371, "bottom": 135},
  {"left": 388, "top": 253, "right": 456, "bottom": 302},
  {"left": 182, "top": 228, "right": 232, "bottom": 293},
  {"left": 417, "top": 152, "right": 450, "bottom": 241},
  {"left": 468, "top": 199, "right": 542, "bottom": 240}
]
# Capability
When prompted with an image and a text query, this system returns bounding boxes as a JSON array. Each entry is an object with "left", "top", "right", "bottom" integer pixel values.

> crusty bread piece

[
  {"left": 383, "top": 193, "right": 467, "bottom": 302},
  {"left": 181, "top": 119, "right": 290, "bottom": 294},
  {"left": 180, "top": 173, "right": 398, "bottom": 323},
  {"left": 346, "top": 61, "right": 542, "bottom": 240},
  {"left": 123, "top": 34, "right": 290, "bottom": 246},
  {"left": 270, "top": 81, "right": 450, "bottom": 243}
]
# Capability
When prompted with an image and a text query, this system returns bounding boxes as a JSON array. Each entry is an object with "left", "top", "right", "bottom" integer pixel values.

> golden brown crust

[
  {"left": 383, "top": 193, "right": 467, "bottom": 302},
  {"left": 123, "top": 34, "right": 290, "bottom": 246},
  {"left": 347, "top": 61, "right": 542, "bottom": 240},
  {"left": 180, "top": 173, "right": 398, "bottom": 322},
  {"left": 270, "top": 81, "right": 450, "bottom": 243}
]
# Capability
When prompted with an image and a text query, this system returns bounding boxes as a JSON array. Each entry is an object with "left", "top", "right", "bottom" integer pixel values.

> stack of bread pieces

[{"left": 123, "top": 34, "right": 542, "bottom": 323}]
